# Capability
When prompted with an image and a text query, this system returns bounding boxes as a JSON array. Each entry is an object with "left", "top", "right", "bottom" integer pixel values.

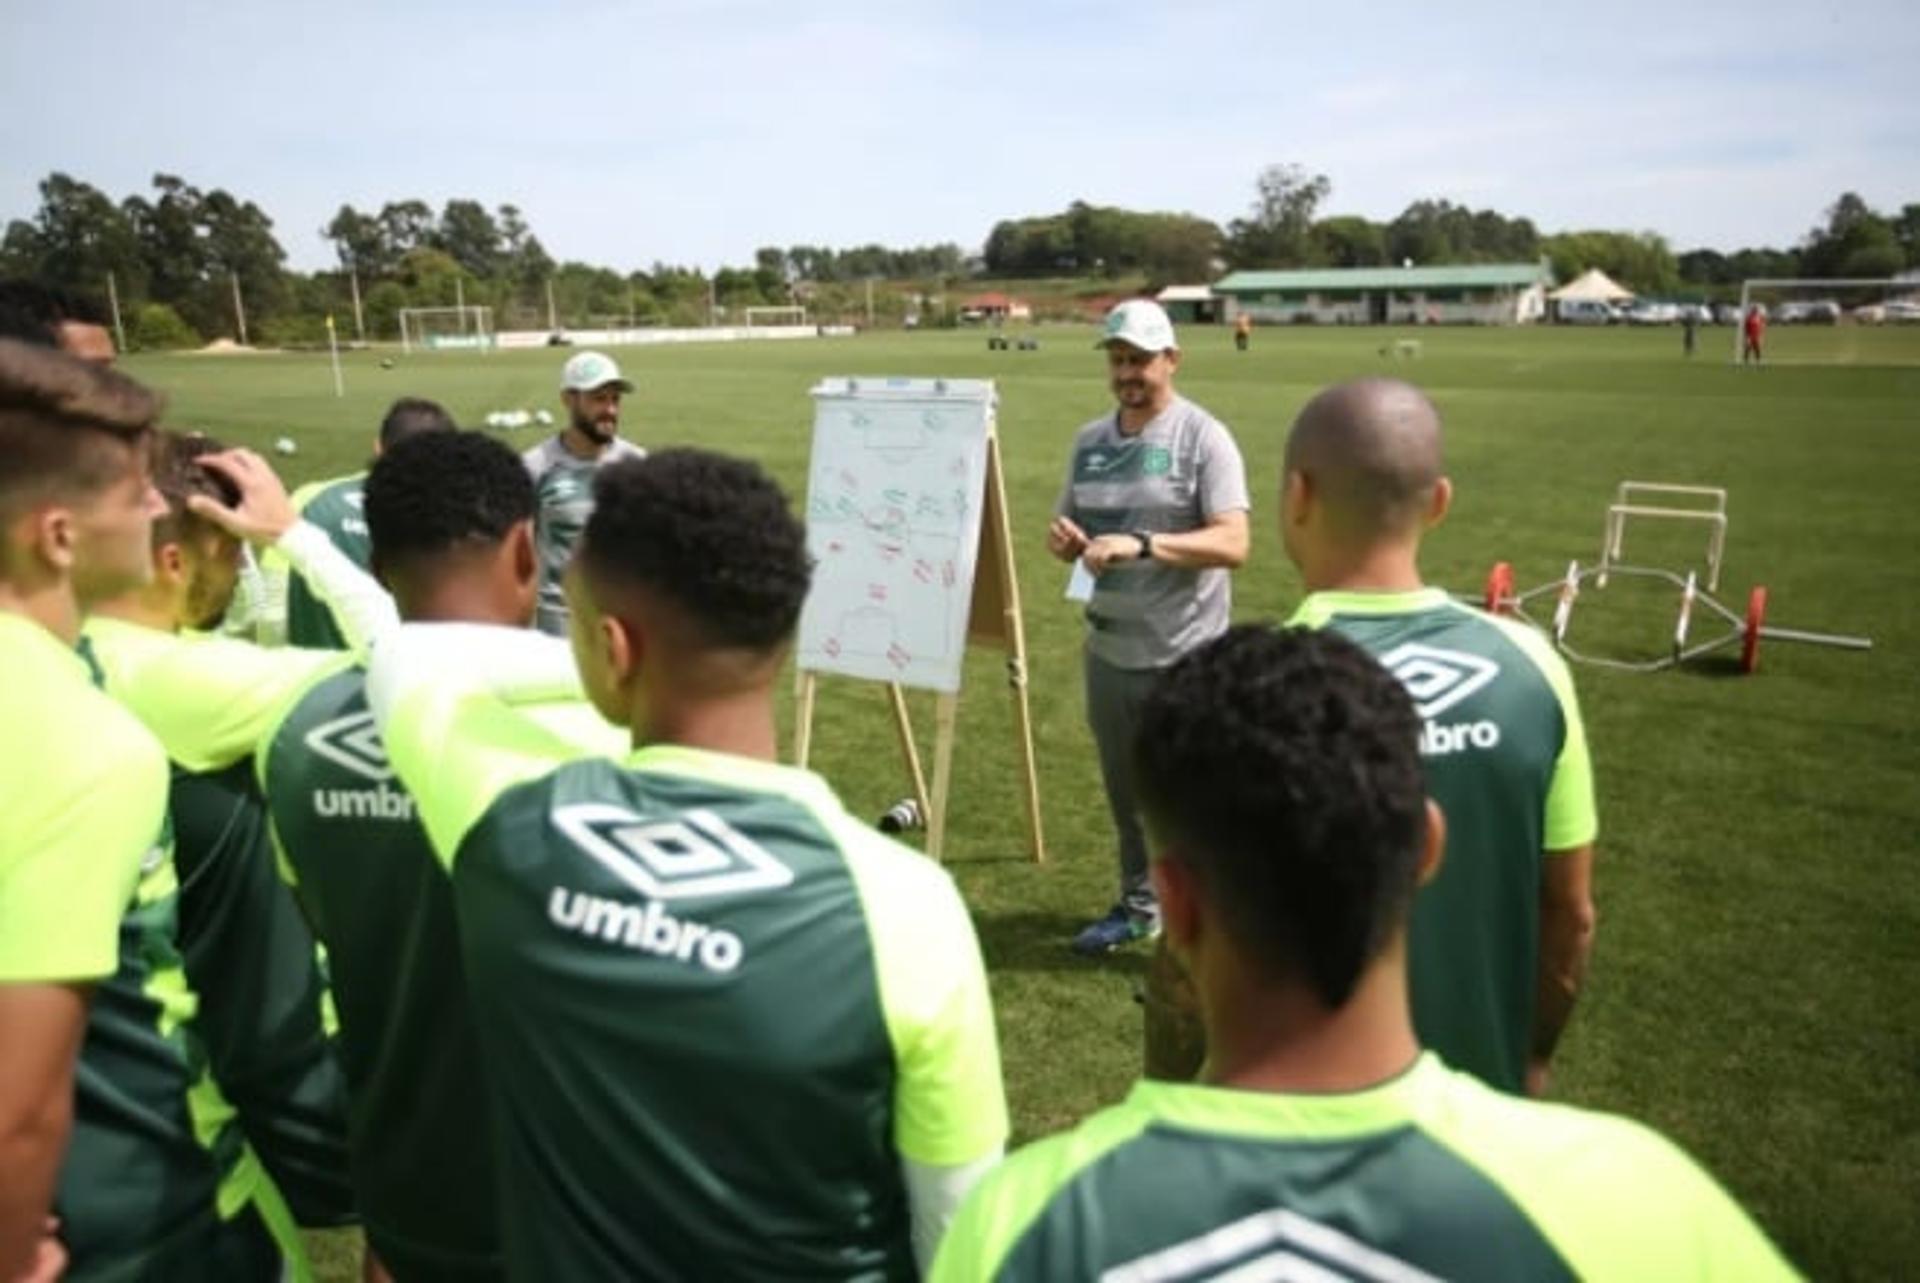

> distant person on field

[
  {"left": 1743, "top": 304, "right": 1766, "bottom": 364},
  {"left": 1683, "top": 307, "right": 1699, "bottom": 357},
  {"left": 366, "top": 449, "right": 1007, "bottom": 1278},
  {"left": 0, "top": 339, "right": 164, "bottom": 1282},
  {"left": 933, "top": 626, "right": 1794, "bottom": 1283},
  {"left": 0, "top": 279, "right": 116, "bottom": 363},
  {"left": 244, "top": 396, "right": 455, "bottom": 648},
  {"left": 1233, "top": 311, "right": 1251, "bottom": 352},
  {"left": 522, "top": 350, "right": 644, "bottom": 635},
  {"left": 1049, "top": 299, "right": 1250, "bottom": 956},
  {"left": 1146, "top": 378, "right": 1599, "bottom": 1097}
]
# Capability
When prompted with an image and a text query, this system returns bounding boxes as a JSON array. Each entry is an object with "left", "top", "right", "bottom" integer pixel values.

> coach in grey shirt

[
  {"left": 1050, "top": 299, "right": 1250, "bottom": 955},
  {"left": 523, "top": 350, "right": 645, "bottom": 635}
]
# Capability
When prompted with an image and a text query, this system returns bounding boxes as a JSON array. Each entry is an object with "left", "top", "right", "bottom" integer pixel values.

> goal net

[
  {"left": 742, "top": 305, "right": 809, "bottom": 328},
  {"left": 399, "top": 306, "right": 495, "bottom": 353},
  {"left": 1732, "top": 278, "right": 1920, "bottom": 365}
]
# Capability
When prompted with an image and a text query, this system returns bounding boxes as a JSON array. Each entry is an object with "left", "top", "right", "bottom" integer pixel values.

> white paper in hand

[{"left": 1065, "top": 560, "right": 1095, "bottom": 603}]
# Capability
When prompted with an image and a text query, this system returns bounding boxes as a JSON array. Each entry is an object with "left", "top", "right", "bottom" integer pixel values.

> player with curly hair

[{"left": 367, "top": 447, "right": 1008, "bottom": 1280}]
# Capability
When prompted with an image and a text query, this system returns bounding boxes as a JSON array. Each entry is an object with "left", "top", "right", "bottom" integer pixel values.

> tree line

[{"left": 4, "top": 166, "right": 1916, "bottom": 349}]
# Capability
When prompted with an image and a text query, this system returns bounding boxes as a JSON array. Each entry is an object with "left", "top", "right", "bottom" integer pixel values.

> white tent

[{"left": 1550, "top": 268, "right": 1635, "bottom": 302}]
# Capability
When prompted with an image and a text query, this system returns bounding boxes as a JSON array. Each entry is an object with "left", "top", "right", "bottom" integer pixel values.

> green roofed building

[{"left": 1213, "top": 261, "right": 1553, "bottom": 326}]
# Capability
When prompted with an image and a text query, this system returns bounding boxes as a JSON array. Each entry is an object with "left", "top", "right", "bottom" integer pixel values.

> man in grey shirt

[
  {"left": 1049, "top": 300, "right": 1250, "bottom": 955},
  {"left": 523, "top": 350, "right": 645, "bottom": 635}
]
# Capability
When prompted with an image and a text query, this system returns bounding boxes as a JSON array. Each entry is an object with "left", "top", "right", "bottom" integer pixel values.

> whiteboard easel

[{"left": 792, "top": 378, "right": 1044, "bottom": 863}]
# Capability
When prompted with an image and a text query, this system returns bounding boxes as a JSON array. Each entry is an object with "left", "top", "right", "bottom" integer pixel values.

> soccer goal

[
  {"left": 742, "top": 305, "right": 809, "bottom": 329},
  {"left": 1732, "top": 278, "right": 1918, "bottom": 365},
  {"left": 399, "top": 306, "right": 495, "bottom": 354}
]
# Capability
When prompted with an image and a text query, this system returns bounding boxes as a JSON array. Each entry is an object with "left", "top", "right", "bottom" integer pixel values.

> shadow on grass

[{"left": 974, "top": 909, "right": 1153, "bottom": 981}]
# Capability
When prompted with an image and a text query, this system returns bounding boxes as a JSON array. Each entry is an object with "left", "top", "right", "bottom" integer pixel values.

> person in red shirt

[{"left": 1742, "top": 305, "right": 1766, "bottom": 365}]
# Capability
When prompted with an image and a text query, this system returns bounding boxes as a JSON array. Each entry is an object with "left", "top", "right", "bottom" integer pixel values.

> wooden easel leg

[
  {"left": 886, "top": 683, "right": 934, "bottom": 825},
  {"left": 1005, "top": 654, "right": 1047, "bottom": 864},
  {"left": 927, "top": 693, "right": 960, "bottom": 861},
  {"left": 793, "top": 670, "right": 817, "bottom": 768}
]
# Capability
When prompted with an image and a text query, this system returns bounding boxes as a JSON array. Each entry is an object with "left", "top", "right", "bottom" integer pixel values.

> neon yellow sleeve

[
  {"left": 837, "top": 824, "right": 1008, "bottom": 1168},
  {"left": 0, "top": 671, "right": 166, "bottom": 982},
  {"left": 368, "top": 623, "right": 617, "bottom": 867},
  {"left": 87, "top": 620, "right": 351, "bottom": 772},
  {"left": 1494, "top": 619, "right": 1599, "bottom": 849}
]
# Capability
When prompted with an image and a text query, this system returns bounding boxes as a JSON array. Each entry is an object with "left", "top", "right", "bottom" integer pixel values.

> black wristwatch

[{"left": 1132, "top": 530, "right": 1154, "bottom": 561}]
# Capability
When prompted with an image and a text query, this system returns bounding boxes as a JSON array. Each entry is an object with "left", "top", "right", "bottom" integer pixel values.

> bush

[{"left": 131, "top": 302, "right": 201, "bottom": 351}]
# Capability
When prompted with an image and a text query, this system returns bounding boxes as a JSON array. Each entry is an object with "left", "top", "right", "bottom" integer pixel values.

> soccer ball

[
  {"left": 535, "top": 409, "right": 554, "bottom": 426},
  {"left": 380, "top": 358, "right": 394, "bottom": 370},
  {"left": 273, "top": 437, "right": 298, "bottom": 456}
]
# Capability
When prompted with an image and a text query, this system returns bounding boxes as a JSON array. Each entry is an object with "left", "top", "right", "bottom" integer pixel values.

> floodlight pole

[
  {"left": 455, "top": 276, "right": 466, "bottom": 335},
  {"left": 231, "top": 271, "right": 248, "bottom": 346},
  {"left": 349, "top": 264, "right": 365, "bottom": 343},
  {"left": 546, "top": 278, "right": 558, "bottom": 331},
  {"left": 866, "top": 277, "right": 875, "bottom": 328},
  {"left": 106, "top": 271, "right": 126, "bottom": 353}
]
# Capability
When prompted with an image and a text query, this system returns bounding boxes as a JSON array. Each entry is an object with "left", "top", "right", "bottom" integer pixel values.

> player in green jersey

[
  {"left": 258, "top": 429, "right": 621, "bottom": 1282},
  {"left": 0, "top": 339, "right": 166, "bottom": 1281},
  {"left": 227, "top": 397, "right": 454, "bottom": 648},
  {"left": 936, "top": 626, "right": 1793, "bottom": 1282},
  {"left": 367, "top": 449, "right": 1008, "bottom": 1279},
  {"left": 1147, "top": 378, "right": 1598, "bottom": 1097},
  {"left": 84, "top": 431, "right": 356, "bottom": 1239}
]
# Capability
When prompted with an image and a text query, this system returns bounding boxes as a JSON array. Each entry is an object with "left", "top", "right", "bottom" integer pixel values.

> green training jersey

[
  {"left": 1289, "top": 589, "right": 1598, "bottom": 1091},
  {"left": 169, "top": 756, "right": 356, "bottom": 1228},
  {"left": 933, "top": 1054, "right": 1795, "bottom": 1282},
  {"left": 376, "top": 640, "right": 1008, "bottom": 1280},
  {"left": 285, "top": 474, "right": 368, "bottom": 649},
  {"left": 0, "top": 613, "right": 160, "bottom": 985},
  {"left": 59, "top": 633, "right": 294, "bottom": 1282},
  {"left": 260, "top": 664, "right": 538, "bottom": 1283}
]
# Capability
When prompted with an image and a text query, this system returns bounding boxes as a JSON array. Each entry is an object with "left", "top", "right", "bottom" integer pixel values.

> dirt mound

[{"left": 194, "top": 338, "right": 262, "bottom": 355}]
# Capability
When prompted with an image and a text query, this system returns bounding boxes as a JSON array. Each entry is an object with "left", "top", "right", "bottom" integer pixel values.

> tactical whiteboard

[{"left": 796, "top": 377, "right": 995, "bottom": 694}]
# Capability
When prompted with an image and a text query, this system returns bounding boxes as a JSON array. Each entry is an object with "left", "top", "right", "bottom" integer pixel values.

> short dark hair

[
  {"left": 0, "top": 280, "right": 108, "bottom": 348},
  {"left": 150, "top": 430, "right": 238, "bottom": 547},
  {"left": 378, "top": 397, "right": 457, "bottom": 450},
  {"left": 1133, "top": 626, "right": 1428, "bottom": 1008},
  {"left": 580, "top": 449, "right": 811, "bottom": 651},
  {"left": 364, "top": 428, "right": 533, "bottom": 567},
  {"left": 0, "top": 338, "right": 160, "bottom": 522}
]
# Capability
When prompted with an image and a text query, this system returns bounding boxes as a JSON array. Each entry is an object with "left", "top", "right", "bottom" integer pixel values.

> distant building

[
  {"left": 960, "top": 292, "right": 1032, "bottom": 323},
  {"left": 1212, "top": 262, "right": 1553, "bottom": 326},
  {"left": 1156, "top": 284, "right": 1221, "bottom": 324}
]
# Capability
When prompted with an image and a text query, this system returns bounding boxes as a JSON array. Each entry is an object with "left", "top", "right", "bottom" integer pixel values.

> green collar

[
  {"left": 1126, "top": 1052, "right": 1441, "bottom": 1140},
  {"left": 1289, "top": 587, "right": 1451, "bottom": 627}
]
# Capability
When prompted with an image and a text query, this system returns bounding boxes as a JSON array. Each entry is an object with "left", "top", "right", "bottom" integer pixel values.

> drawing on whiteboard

[{"left": 797, "top": 379, "right": 994, "bottom": 694}]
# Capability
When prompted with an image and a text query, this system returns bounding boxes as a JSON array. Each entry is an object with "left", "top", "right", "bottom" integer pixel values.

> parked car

[
  {"left": 1557, "top": 298, "right": 1619, "bottom": 325},
  {"left": 1775, "top": 300, "right": 1841, "bottom": 324},
  {"left": 1679, "top": 304, "right": 1714, "bottom": 324},
  {"left": 1625, "top": 301, "right": 1681, "bottom": 325},
  {"left": 1884, "top": 299, "right": 1920, "bottom": 323},
  {"left": 1713, "top": 302, "right": 1745, "bottom": 325}
]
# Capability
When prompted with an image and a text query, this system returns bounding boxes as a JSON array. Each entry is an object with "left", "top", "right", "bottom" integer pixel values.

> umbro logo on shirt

[
  {"left": 1378, "top": 643, "right": 1503, "bottom": 756},
  {"left": 304, "top": 711, "right": 394, "bottom": 782},
  {"left": 552, "top": 805, "right": 794, "bottom": 901},
  {"left": 1104, "top": 1205, "right": 1442, "bottom": 1283}
]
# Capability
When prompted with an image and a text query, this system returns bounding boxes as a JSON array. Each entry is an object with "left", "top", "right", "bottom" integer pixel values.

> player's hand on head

[{"left": 187, "top": 447, "right": 298, "bottom": 544}]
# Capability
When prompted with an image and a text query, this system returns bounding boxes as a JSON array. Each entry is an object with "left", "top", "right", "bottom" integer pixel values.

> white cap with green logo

[
  {"left": 1097, "top": 299, "right": 1178, "bottom": 353},
  {"left": 560, "top": 351, "right": 634, "bottom": 393}
]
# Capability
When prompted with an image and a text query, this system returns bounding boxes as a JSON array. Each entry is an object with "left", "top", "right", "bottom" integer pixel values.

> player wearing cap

[
  {"left": 366, "top": 449, "right": 1007, "bottom": 1279},
  {"left": 1048, "top": 299, "right": 1250, "bottom": 956},
  {"left": 933, "top": 626, "right": 1792, "bottom": 1283},
  {"left": 257, "top": 430, "right": 624, "bottom": 1283},
  {"left": 522, "top": 350, "right": 644, "bottom": 635},
  {"left": 0, "top": 339, "right": 167, "bottom": 1281}
]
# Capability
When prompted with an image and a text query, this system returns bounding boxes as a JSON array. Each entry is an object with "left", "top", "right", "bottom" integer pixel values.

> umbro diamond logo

[
  {"left": 1378, "top": 643, "right": 1498, "bottom": 720},
  {"left": 303, "top": 711, "right": 394, "bottom": 782},
  {"left": 1102, "top": 1206, "right": 1442, "bottom": 1283},
  {"left": 552, "top": 805, "right": 794, "bottom": 901}
]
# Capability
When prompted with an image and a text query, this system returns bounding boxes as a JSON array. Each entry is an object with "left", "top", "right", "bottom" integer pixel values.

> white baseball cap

[
  {"left": 1097, "top": 299, "right": 1178, "bottom": 353},
  {"left": 560, "top": 350, "right": 634, "bottom": 393}
]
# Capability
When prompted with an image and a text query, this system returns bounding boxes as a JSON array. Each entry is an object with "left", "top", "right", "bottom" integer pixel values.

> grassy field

[{"left": 122, "top": 323, "right": 1920, "bottom": 1279}]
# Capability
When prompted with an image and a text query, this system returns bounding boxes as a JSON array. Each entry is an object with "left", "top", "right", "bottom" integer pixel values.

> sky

[{"left": 3, "top": 0, "right": 1916, "bottom": 273}]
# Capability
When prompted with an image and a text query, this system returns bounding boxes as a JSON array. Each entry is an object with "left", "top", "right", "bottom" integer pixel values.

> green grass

[{"left": 122, "top": 323, "right": 1920, "bottom": 1279}]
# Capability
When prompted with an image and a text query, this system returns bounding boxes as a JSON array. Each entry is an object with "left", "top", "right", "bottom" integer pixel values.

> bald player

[{"left": 1147, "top": 378, "right": 1598, "bottom": 1097}]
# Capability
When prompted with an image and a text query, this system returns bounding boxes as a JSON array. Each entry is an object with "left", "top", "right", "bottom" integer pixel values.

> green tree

[
  {"left": 435, "top": 200, "right": 504, "bottom": 278},
  {"left": 130, "top": 301, "right": 200, "bottom": 349},
  {"left": 1312, "top": 215, "right": 1387, "bottom": 267},
  {"left": 3, "top": 173, "right": 146, "bottom": 297},
  {"left": 1226, "top": 164, "right": 1331, "bottom": 268},
  {"left": 323, "top": 204, "right": 394, "bottom": 277}
]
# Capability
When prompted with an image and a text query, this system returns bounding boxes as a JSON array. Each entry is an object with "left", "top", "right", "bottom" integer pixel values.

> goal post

[
  {"left": 1732, "top": 278, "right": 1914, "bottom": 364},
  {"left": 742, "top": 305, "right": 809, "bottom": 329},
  {"left": 398, "top": 306, "right": 495, "bottom": 353}
]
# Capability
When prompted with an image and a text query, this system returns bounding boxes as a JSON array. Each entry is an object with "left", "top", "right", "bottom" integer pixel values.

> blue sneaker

[{"left": 1071, "top": 906, "right": 1161, "bottom": 956}]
